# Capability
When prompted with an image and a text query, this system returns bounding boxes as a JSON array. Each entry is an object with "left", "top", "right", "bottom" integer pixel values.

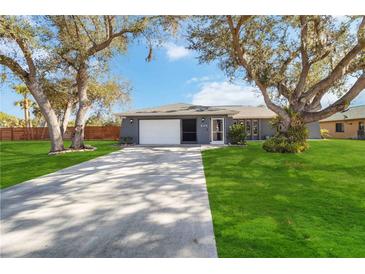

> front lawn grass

[
  {"left": 0, "top": 140, "right": 120, "bottom": 189},
  {"left": 202, "top": 140, "right": 365, "bottom": 257}
]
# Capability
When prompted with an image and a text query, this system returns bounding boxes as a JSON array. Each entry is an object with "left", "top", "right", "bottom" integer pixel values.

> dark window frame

[
  {"left": 252, "top": 120, "right": 259, "bottom": 136},
  {"left": 335, "top": 122, "right": 344, "bottom": 133},
  {"left": 181, "top": 119, "right": 197, "bottom": 143},
  {"left": 359, "top": 121, "right": 365, "bottom": 131},
  {"left": 245, "top": 120, "right": 251, "bottom": 136}
]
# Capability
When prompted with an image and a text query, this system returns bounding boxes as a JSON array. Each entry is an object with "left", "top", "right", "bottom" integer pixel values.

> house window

[
  {"left": 252, "top": 120, "right": 258, "bottom": 136},
  {"left": 335, "top": 123, "right": 344, "bottom": 132},
  {"left": 359, "top": 122, "right": 365, "bottom": 131},
  {"left": 245, "top": 120, "right": 251, "bottom": 136}
]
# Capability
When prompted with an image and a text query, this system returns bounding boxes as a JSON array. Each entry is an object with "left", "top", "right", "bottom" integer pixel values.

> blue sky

[
  {"left": 110, "top": 42, "right": 225, "bottom": 111},
  {"left": 1, "top": 40, "right": 365, "bottom": 119}
]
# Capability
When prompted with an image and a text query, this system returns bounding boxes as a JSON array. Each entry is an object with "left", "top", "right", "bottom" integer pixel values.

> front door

[
  {"left": 211, "top": 118, "right": 224, "bottom": 144},
  {"left": 182, "top": 119, "right": 197, "bottom": 143}
]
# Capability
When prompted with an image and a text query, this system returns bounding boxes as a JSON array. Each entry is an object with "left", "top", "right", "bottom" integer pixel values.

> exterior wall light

[
  {"left": 201, "top": 117, "right": 205, "bottom": 123},
  {"left": 130, "top": 119, "right": 134, "bottom": 124}
]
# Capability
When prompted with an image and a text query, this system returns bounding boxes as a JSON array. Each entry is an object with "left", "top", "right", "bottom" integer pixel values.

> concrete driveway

[{"left": 0, "top": 146, "right": 217, "bottom": 258}]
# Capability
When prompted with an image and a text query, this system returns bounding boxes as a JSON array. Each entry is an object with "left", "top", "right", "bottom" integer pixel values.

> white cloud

[
  {"left": 320, "top": 91, "right": 365, "bottom": 108},
  {"left": 191, "top": 81, "right": 264, "bottom": 106},
  {"left": 164, "top": 42, "right": 190, "bottom": 61},
  {"left": 352, "top": 90, "right": 365, "bottom": 106},
  {"left": 320, "top": 92, "right": 339, "bottom": 108},
  {"left": 186, "top": 76, "right": 211, "bottom": 84},
  {"left": 190, "top": 83, "right": 365, "bottom": 108}
]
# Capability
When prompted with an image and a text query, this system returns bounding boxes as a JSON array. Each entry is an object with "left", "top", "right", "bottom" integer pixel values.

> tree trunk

[
  {"left": 27, "top": 109, "right": 32, "bottom": 128},
  {"left": 71, "top": 65, "right": 90, "bottom": 149},
  {"left": 0, "top": 36, "right": 64, "bottom": 152},
  {"left": 61, "top": 100, "right": 73, "bottom": 138},
  {"left": 27, "top": 81, "right": 64, "bottom": 152},
  {"left": 27, "top": 107, "right": 33, "bottom": 139},
  {"left": 263, "top": 112, "right": 309, "bottom": 153},
  {"left": 23, "top": 100, "right": 29, "bottom": 139},
  {"left": 24, "top": 100, "right": 29, "bottom": 127}
]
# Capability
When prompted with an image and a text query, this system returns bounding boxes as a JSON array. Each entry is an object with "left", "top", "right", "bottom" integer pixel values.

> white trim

[{"left": 210, "top": 118, "right": 225, "bottom": 145}]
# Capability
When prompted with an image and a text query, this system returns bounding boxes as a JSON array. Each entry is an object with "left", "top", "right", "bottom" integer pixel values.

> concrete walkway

[{"left": 0, "top": 147, "right": 217, "bottom": 258}]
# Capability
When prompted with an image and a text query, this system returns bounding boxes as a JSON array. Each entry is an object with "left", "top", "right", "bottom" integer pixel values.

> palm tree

[{"left": 13, "top": 85, "right": 33, "bottom": 138}]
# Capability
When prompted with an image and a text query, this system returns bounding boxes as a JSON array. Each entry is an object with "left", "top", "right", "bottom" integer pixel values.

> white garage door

[{"left": 139, "top": 119, "right": 180, "bottom": 145}]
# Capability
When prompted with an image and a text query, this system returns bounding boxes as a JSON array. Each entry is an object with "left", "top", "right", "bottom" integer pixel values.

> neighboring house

[
  {"left": 320, "top": 105, "right": 365, "bottom": 140},
  {"left": 117, "top": 103, "right": 321, "bottom": 145}
]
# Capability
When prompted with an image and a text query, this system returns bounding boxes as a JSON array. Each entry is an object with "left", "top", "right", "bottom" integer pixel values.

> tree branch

[
  {"left": 0, "top": 54, "right": 29, "bottom": 81},
  {"left": 357, "top": 16, "right": 365, "bottom": 42},
  {"left": 71, "top": 16, "right": 81, "bottom": 41},
  {"left": 87, "top": 23, "right": 144, "bottom": 57},
  {"left": 13, "top": 37, "right": 37, "bottom": 79},
  {"left": 303, "top": 72, "right": 365, "bottom": 123},
  {"left": 236, "top": 15, "right": 251, "bottom": 30},
  {"left": 75, "top": 16, "right": 97, "bottom": 47},
  {"left": 279, "top": 49, "right": 299, "bottom": 76},
  {"left": 294, "top": 16, "right": 310, "bottom": 98},
  {"left": 277, "top": 83, "right": 291, "bottom": 98},
  {"left": 0, "top": 18, "right": 36, "bottom": 79},
  {"left": 226, "top": 15, "right": 288, "bottom": 119},
  {"left": 301, "top": 18, "right": 365, "bottom": 102}
]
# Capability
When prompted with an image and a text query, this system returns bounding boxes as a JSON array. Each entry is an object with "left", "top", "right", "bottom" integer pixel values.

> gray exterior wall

[
  {"left": 260, "top": 119, "right": 276, "bottom": 139},
  {"left": 306, "top": 122, "right": 321, "bottom": 139},
  {"left": 259, "top": 119, "right": 321, "bottom": 139},
  {"left": 120, "top": 117, "right": 139, "bottom": 144},
  {"left": 197, "top": 116, "right": 210, "bottom": 144},
  {"left": 224, "top": 117, "right": 234, "bottom": 144},
  {"left": 121, "top": 116, "right": 230, "bottom": 144},
  {"left": 120, "top": 116, "right": 321, "bottom": 144}
]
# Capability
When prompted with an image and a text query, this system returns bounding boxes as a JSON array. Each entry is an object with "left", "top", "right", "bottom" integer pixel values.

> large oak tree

[
  {"left": 43, "top": 76, "right": 130, "bottom": 137},
  {"left": 50, "top": 15, "right": 180, "bottom": 149},
  {"left": 0, "top": 16, "right": 65, "bottom": 152},
  {"left": 49, "top": 16, "right": 150, "bottom": 149},
  {"left": 187, "top": 16, "right": 365, "bottom": 151}
]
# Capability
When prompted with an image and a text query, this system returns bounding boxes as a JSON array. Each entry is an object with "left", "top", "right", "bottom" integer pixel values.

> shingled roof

[
  {"left": 116, "top": 103, "right": 276, "bottom": 119},
  {"left": 320, "top": 105, "right": 365, "bottom": 122}
]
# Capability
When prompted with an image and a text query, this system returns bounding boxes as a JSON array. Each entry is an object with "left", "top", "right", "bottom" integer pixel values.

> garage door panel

[{"left": 139, "top": 120, "right": 180, "bottom": 144}]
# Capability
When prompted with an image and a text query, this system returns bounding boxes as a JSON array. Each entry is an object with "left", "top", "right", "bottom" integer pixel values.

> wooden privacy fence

[{"left": 0, "top": 126, "right": 120, "bottom": 141}]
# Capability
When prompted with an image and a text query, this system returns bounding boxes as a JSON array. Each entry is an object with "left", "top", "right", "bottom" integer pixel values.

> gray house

[{"left": 117, "top": 103, "right": 320, "bottom": 145}]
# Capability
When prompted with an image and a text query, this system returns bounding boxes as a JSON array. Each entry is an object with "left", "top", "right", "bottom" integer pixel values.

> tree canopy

[
  {"left": 187, "top": 16, "right": 364, "bottom": 122},
  {"left": 0, "top": 16, "right": 65, "bottom": 151},
  {"left": 48, "top": 15, "right": 174, "bottom": 149},
  {"left": 187, "top": 16, "right": 365, "bottom": 152}
]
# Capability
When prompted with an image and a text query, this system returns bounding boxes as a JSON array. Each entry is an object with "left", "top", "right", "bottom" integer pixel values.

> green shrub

[
  {"left": 320, "top": 128, "right": 330, "bottom": 139},
  {"left": 263, "top": 109, "right": 310, "bottom": 153},
  {"left": 263, "top": 135, "right": 308, "bottom": 153},
  {"left": 119, "top": 136, "right": 133, "bottom": 145},
  {"left": 228, "top": 123, "right": 247, "bottom": 145}
]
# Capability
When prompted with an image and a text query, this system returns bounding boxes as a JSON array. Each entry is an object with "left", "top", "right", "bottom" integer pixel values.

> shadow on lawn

[{"left": 202, "top": 145, "right": 365, "bottom": 257}]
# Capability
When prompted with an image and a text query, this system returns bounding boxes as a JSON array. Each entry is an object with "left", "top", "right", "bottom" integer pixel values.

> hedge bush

[
  {"left": 228, "top": 123, "right": 247, "bottom": 145},
  {"left": 262, "top": 135, "right": 308, "bottom": 153},
  {"left": 119, "top": 136, "right": 133, "bottom": 145},
  {"left": 263, "top": 115, "right": 309, "bottom": 153},
  {"left": 320, "top": 128, "right": 330, "bottom": 139}
]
